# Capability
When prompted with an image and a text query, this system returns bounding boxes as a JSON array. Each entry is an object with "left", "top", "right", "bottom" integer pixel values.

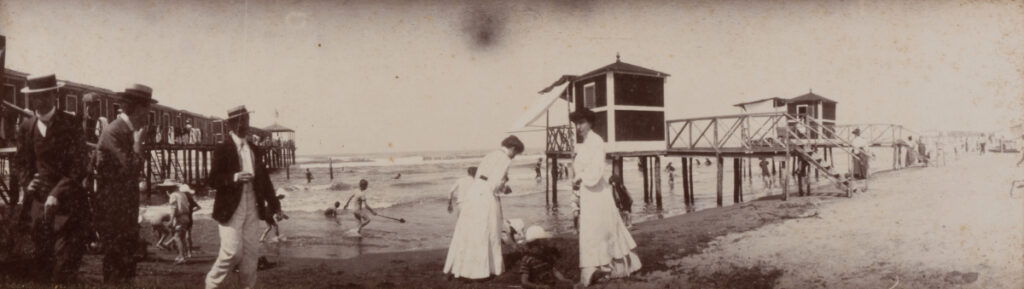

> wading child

[
  {"left": 343, "top": 179, "right": 378, "bottom": 234},
  {"left": 519, "top": 226, "right": 574, "bottom": 289}
]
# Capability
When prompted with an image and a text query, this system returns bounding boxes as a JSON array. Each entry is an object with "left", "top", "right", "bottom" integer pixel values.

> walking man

[
  {"left": 13, "top": 74, "right": 91, "bottom": 285},
  {"left": 94, "top": 84, "right": 156, "bottom": 285},
  {"left": 205, "top": 106, "right": 283, "bottom": 289}
]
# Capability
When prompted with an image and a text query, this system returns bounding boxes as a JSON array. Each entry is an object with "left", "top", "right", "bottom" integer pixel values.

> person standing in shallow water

[
  {"left": 443, "top": 135, "right": 523, "bottom": 280},
  {"left": 305, "top": 168, "right": 313, "bottom": 184},
  {"left": 570, "top": 108, "right": 641, "bottom": 287},
  {"left": 343, "top": 179, "right": 377, "bottom": 235}
]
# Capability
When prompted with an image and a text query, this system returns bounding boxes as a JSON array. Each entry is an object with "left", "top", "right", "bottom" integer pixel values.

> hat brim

[
  {"left": 20, "top": 82, "right": 65, "bottom": 94},
  {"left": 119, "top": 93, "right": 158, "bottom": 104},
  {"left": 227, "top": 111, "right": 255, "bottom": 119}
]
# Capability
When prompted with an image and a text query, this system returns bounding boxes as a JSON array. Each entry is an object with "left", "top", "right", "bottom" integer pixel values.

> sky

[{"left": 2, "top": 0, "right": 1022, "bottom": 155}]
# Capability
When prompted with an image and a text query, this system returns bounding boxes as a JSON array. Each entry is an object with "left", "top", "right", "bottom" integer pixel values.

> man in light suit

[
  {"left": 94, "top": 84, "right": 155, "bottom": 285},
  {"left": 13, "top": 74, "right": 91, "bottom": 285},
  {"left": 205, "top": 106, "right": 282, "bottom": 289}
]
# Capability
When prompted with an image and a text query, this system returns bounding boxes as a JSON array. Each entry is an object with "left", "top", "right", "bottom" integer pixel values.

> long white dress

[
  {"left": 443, "top": 149, "right": 511, "bottom": 279},
  {"left": 576, "top": 131, "right": 641, "bottom": 277}
]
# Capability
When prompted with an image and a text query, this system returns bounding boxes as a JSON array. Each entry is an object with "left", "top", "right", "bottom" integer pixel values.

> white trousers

[{"left": 206, "top": 184, "right": 260, "bottom": 289}]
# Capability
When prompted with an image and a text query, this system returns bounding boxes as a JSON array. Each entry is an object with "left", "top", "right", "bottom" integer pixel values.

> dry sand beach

[{"left": 0, "top": 153, "right": 1012, "bottom": 288}]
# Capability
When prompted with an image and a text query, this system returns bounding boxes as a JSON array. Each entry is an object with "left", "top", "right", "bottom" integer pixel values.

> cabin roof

[
  {"left": 263, "top": 123, "right": 294, "bottom": 132},
  {"left": 577, "top": 59, "right": 670, "bottom": 80},
  {"left": 788, "top": 91, "right": 836, "bottom": 104},
  {"left": 733, "top": 97, "right": 787, "bottom": 108}
]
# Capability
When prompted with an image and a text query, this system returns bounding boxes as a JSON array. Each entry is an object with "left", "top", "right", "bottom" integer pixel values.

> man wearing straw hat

[
  {"left": 13, "top": 74, "right": 91, "bottom": 284},
  {"left": 93, "top": 83, "right": 156, "bottom": 285},
  {"left": 205, "top": 106, "right": 283, "bottom": 289}
]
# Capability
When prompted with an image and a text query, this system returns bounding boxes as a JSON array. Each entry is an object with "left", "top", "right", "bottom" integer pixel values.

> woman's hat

[
  {"left": 121, "top": 84, "right": 158, "bottom": 105},
  {"left": 569, "top": 108, "right": 596, "bottom": 124},
  {"left": 525, "top": 225, "right": 552, "bottom": 242},
  {"left": 20, "top": 74, "right": 65, "bottom": 94}
]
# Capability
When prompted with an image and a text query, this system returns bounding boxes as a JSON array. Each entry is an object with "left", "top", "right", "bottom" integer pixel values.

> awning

[{"left": 507, "top": 82, "right": 569, "bottom": 133}]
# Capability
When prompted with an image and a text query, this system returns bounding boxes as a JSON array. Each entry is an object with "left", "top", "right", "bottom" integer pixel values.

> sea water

[{"left": 183, "top": 147, "right": 896, "bottom": 259}]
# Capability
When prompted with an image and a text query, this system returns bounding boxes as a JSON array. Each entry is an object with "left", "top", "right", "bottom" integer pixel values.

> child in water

[{"left": 343, "top": 179, "right": 378, "bottom": 235}]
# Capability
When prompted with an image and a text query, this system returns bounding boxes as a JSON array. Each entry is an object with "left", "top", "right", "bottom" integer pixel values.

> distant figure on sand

[
  {"left": 394, "top": 173, "right": 402, "bottom": 180},
  {"left": 305, "top": 169, "right": 313, "bottom": 184},
  {"left": 905, "top": 136, "right": 917, "bottom": 167},
  {"left": 444, "top": 136, "right": 523, "bottom": 280},
  {"left": 343, "top": 179, "right": 378, "bottom": 235},
  {"left": 448, "top": 166, "right": 477, "bottom": 215},
  {"left": 570, "top": 108, "right": 641, "bottom": 287},
  {"left": 261, "top": 195, "right": 290, "bottom": 242}
]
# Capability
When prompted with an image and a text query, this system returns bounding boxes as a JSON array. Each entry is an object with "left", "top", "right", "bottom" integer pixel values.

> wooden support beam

[
  {"left": 654, "top": 156, "right": 662, "bottom": 209},
  {"left": 641, "top": 157, "right": 649, "bottom": 204},
  {"left": 550, "top": 157, "right": 558, "bottom": 206},
  {"left": 733, "top": 157, "right": 741, "bottom": 203},
  {"left": 545, "top": 156, "right": 550, "bottom": 207},
  {"left": 781, "top": 159, "right": 789, "bottom": 201},
  {"left": 681, "top": 157, "right": 690, "bottom": 206},
  {"left": 716, "top": 156, "right": 724, "bottom": 207},
  {"left": 688, "top": 158, "right": 695, "bottom": 206}
]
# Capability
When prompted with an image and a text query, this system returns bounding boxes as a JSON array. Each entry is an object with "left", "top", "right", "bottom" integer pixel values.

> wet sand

[{"left": 3, "top": 153, "right": 1018, "bottom": 288}]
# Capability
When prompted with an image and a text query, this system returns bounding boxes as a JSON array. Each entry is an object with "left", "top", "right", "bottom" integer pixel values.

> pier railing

[
  {"left": 666, "top": 112, "right": 792, "bottom": 154},
  {"left": 546, "top": 125, "right": 575, "bottom": 154},
  {"left": 834, "top": 124, "right": 919, "bottom": 147}
]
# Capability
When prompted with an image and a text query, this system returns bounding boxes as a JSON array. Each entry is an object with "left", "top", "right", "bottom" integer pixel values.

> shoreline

[{"left": 2, "top": 159, "right": 932, "bottom": 288}]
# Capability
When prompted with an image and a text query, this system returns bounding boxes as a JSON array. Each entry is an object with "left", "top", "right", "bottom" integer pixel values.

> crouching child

[{"left": 519, "top": 226, "right": 574, "bottom": 289}]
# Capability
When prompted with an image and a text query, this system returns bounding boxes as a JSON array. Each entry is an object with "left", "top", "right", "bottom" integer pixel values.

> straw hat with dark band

[
  {"left": 20, "top": 74, "right": 65, "bottom": 94},
  {"left": 227, "top": 105, "right": 254, "bottom": 120},
  {"left": 120, "top": 84, "right": 158, "bottom": 105}
]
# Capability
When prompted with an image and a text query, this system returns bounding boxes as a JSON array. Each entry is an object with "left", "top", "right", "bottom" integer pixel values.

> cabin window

[
  {"left": 583, "top": 83, "right": 596, "bottom": 109},
  {"left": 65, "top": 95, "right": 78, "bottom": 114},
  {"left": 796, "top": 105, "right": 808, "bottom": 121}
]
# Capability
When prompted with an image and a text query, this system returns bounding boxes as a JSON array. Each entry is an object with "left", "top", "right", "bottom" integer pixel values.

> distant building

[{"left": 734, "top": 90, "right": 837, "bottom": 139}]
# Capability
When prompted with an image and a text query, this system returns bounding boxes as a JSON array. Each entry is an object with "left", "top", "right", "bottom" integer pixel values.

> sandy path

[{"left": 642, "top": 155, "right": 1024, "bottom": 288}]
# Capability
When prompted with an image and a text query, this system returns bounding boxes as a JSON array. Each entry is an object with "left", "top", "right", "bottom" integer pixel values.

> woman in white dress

[
  {"left": 570, "top": 108, "right": 641, "bottom": 287},
  {"left": 443, "top": 136, "right": 524, "bottom": 279}
]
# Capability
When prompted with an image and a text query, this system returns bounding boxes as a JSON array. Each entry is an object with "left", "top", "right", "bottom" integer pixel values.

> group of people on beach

[
  {"left": 443, "top": 107, "right": 641, "bottom": 288},
  {"left": 3, "top": 73, "right": 286, "bottom": 289}
]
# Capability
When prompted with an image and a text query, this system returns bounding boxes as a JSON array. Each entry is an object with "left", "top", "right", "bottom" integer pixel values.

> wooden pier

[{"left": 543, "top": 111, "right": 919, "bottom": 210}]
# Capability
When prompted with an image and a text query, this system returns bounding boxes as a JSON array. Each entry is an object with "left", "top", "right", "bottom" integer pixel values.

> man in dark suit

[
  {"left": 93, "top": 84, "right": 156, "bottom": 285},
  {"left": 13, "top": 74, "right": 90, "bottom": 284},
  {"left": 205, "top": 106, "right": 282, "bottom": 289}
]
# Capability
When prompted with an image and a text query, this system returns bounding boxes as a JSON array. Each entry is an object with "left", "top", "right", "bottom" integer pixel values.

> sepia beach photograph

[{"left": 0, "top": 0, "right": 1022, "bottom": 288}]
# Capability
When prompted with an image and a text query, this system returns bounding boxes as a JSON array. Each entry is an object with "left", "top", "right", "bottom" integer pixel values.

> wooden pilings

[
  {"left": 733, "top": 158, "right": 742, "bottom": 203},
  {"left": 549, "top": 156, "right": 558, "bottom": 206},
  {"left": 654, "top": 156, "right": 662, "bottom": 209},
  {"left": 716, "top": 156, "right": 724, "bottom": 207}
]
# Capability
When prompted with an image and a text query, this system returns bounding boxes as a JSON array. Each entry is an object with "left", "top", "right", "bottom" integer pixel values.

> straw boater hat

[
  {"left": 227, "top": 105, "right": 254, "bottom": 120},
  {"left": 20, "top": 74, "right": 65, "bottom": 94},
  {"left": 120, "top": 84, "right": 158, "bottom": 104},
  {"left": 524, "top": 225, "right": 552, "bottom": 243}
]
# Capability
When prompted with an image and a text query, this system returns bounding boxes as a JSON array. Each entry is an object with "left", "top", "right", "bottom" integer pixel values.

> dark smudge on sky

[{"left": 460, "top": 4, "right": 508, "bottom": 51}]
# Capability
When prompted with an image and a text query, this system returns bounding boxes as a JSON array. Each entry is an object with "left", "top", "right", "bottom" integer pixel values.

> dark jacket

[
  {"left": 93, "top": 118, "right": 143, "bottom": 229},
  {"left": 14, "top": 110, "right": 89, "bottom": 215},
  {"left": 210, "top": 135, "right": 280, "bottom": 224}
]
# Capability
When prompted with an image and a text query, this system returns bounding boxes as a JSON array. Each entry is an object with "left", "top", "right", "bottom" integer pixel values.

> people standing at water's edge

[
  {"left": 569, "top": 108, "right": 641, "bottom": 287},
  {"left": 447, "top": 166, "right": 477, "bottom": 215},
  {"left": 664, "top": 162, "right": 675, "bottom": 187},
  {"left": 850, "top": 128, "right": 873, "bottom": 192},
  {"left": 759, "top": 157, "right": 774, "bottom": 189},
  {"left": 306, "top": 168, "right": 313, "bottom": 184},
  {"left": 14, "top": 74, "right": 92, "bottom": 285},
  {"left": 93, "top": 83, "right": 155, "bottom": 285},
  {"left": 443, "top": 135, "right": 523, "bottom": 280},
  {"left": 205, "top": 106, "right": 283, "bottom": 289},
  {"left": 535, "top": 158, "right": 542, "bottom": 181},
  {"left": 343, "top": 180, "right": 378, "bottom": 235}
]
